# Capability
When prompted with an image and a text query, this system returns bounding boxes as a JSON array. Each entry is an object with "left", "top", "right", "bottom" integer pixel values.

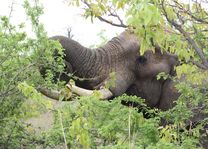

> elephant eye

[{"left": 137, "top": 56, "right": 147, "bottom": 64}]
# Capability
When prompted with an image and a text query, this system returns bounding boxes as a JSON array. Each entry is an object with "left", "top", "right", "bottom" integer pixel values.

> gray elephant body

[
  {"left": 51, "top": 31, "right": 140, "bottom": 96},
  {"left": 48, "top": 30, "right": 208, "bottom": 148},
  {"left": 127, "top": 78, "right": 208, "bottom": 148},
  {"left": 126, "top": 78, "right": 179, "bottom": 110},
  {"left": 125, "top": 49, "right": 208, "bottom": 148},
  {"left": 126, "top": 49, "right": 179, "bottom": 109}
]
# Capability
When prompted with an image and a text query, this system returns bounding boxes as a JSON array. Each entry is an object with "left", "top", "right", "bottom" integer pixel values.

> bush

[{"left": 0, "top": 0, "right": 64, "bottom": 147}]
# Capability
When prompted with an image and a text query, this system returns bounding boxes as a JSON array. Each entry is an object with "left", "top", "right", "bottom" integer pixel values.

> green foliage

[
  {"left": 17, "top": 82, "right": 53, "bottom": 118},
  {"left": 37, "top": 92, "right": 207, "bottom": 148},
  {"left": 70, "top": 0, "right": 208, "bottom": 66},
  {"left": 41, "top": 95, "right": 161, "bottom": 148},
  {"left": 67, "top": 1, "right": 208, "bottom": 148},
  {"left": 176, "top": 64, "right": 208, "bottom": 85},
  {"left": 0, "top": 0, "right": 65, "bottom": 147},
  {"left": 0, "top": 117, "right": 37, "bottom": 149},
  {"left": 0, "top": 0, "right": 208, "bottom": 148}
]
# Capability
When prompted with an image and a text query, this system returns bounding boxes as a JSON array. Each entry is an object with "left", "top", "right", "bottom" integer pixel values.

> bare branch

[
  {"left": 82, "top": 0, "right": 128, "bottom": 28},
  {"left": 108, "top": 10, "right": 127, "bottom": 27},
  {"left": 97, "top": 16, "right": 128, "bottom": 28},
  {"left": 8, "top": 0, "right": 15, "bottom": 22},
  {"left": 4, "top": 0, "right": 15, "bottom": 33},
  {"left": 67, "top": 27, "right": 74, "bottom": 39}
]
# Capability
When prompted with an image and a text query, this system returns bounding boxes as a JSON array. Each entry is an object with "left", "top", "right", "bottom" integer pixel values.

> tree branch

[
  {"left": 161, "top": 0, "right": 208, "bottom": 69},
  {"left": 189, "top": 59, "right": 208, "bottom": 70},
  {"left": 82, "top": 0, "right": 128, "bottom": 28},
  {"left": 97, "top": 16, "right": 128, "bottom": 28},
  {"left": 173, "top": 0, "right": 208, "bottom": 24},
  {"left": 67, "top": 27, "right": 74, "bottom": 39}
]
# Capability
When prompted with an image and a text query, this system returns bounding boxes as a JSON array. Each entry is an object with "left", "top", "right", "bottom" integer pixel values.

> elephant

[
  {"left": 40, "top": 30, "right": 141, "bottom": 99},
  {"left": 40, "top": 29, "right": 181, "bottom": 101},
  {"left": 126, "top": 49, "right": 179, "bottom": 110},
  {"left": 125, "top": 49, "right": 208, "bottom": 149},
  {"left": 40, "top": 30, "right": 207, "bottom": 148}
]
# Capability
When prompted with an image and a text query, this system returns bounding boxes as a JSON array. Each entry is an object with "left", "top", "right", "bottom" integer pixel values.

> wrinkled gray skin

[
  {"left": 126, "top": 49, "right": 208, "bottom": 148},
  {"left": 50, "top": 31, "right": 140, "bottom": 97},
  {"left": 126, "top": 49, "right": 179, "bottom": 110}
]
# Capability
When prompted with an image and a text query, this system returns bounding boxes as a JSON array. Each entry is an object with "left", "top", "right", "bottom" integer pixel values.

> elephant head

[
  {"left": 126, "top": 48, "right": 179, "bottom": 109},
  {"left": 127, "top": 49, "right": 208, "bottom": 149},
  {"left": 135, "top": 48, "right": 178, "bottom": 78}
]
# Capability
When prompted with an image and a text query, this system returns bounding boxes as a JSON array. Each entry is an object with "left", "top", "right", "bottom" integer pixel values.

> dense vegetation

[{"left": 0, "top": 0, "right": 208, "bottom": 148}]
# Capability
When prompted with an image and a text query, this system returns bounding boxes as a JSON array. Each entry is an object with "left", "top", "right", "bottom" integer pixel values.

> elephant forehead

[
  {"left": 118, "top": 31, "right": 140, "bottom": 52},
  {"left": 138, "top": 62, "right": 171, "bottom": 78},
  {"left": 144, "top": 50, "right": 177, "bottom": 61}
]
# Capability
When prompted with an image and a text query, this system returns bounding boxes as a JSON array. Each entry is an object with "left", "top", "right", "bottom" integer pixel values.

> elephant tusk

[
  {"left": 66, "top": 83, "right": 113, "bottom": 100},
  {"left": 38, "top": 84, "right": 113, "bottom": 101},
  {"left": 38, "top": 87, "right": 60, "bottom": 100},
  {"left": 99, "top": 88, "right": 114, "bottom": 100}
]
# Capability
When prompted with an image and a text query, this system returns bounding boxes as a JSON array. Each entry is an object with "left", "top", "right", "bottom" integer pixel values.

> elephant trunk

[
  {"left": 51, "top": 36, "right": 105, "bottom": 79},
  {"left": 50, "top": 31, "right": 140, "bottom": 94}
]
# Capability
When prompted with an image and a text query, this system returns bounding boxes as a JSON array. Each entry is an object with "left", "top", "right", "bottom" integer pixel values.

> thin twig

[
  {"left": 4, "top": 0, "right": 15, "bottom": 34},
  {"left": 97, "top": 16, "right": 128, "bottom": 28},
  {"left": 58, "top": 110, "right": 68, "bottom": 149},
  {"left": 128, "top": 106, "right": 131, "bottom": 149},
  {"left": 8, "top": 0, "right": 15, "bottom": 23}
]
